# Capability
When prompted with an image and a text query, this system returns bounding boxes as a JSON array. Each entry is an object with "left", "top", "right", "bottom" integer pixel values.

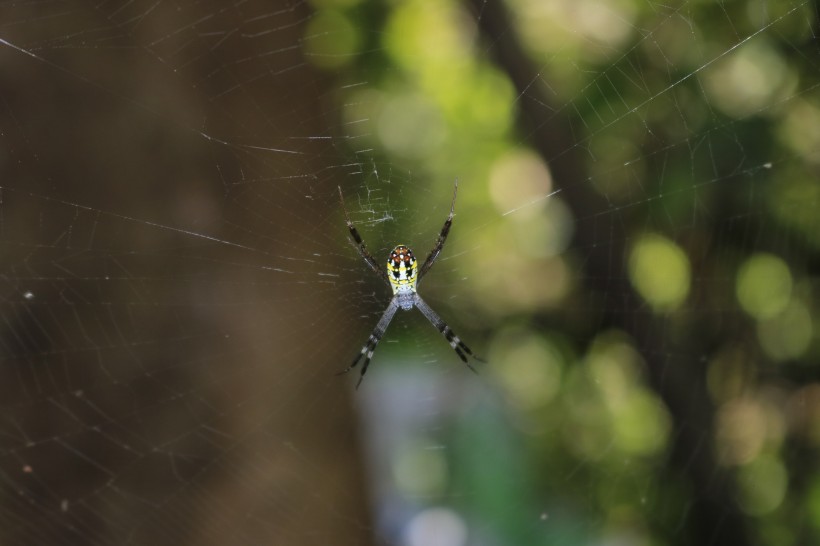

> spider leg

[
  {"left": 418, "top": 179, "right": 458, "bottom": 282},
  {"left": 413, "top": 294, "right": 483, "bottom": 373},
  {"left": 338, "top": 296, "right": 400, "bottom": 388},
  {"left": 338, "top": 186, "right": 390, "bottom": 287}
]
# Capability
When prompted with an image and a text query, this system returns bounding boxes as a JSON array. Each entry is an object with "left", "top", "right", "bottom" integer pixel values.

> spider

[{"left": 338, "top": 180, "right": 483, "bottom": 388}]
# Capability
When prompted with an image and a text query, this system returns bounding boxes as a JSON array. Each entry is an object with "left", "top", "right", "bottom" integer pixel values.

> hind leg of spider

[
  {"left": 442, "top": 326, "right": 485, "bottom": 373},
  {"left": 338, "top": 297, "right": 400, "bottom": 389},
  {"left": 413, "top": 294, "right": 483, "bottom": 374},
  {"left": 337, "top": 332, "right": 382, "bottom": 389}
]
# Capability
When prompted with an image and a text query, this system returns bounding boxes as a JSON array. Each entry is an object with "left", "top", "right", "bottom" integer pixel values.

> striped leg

[
  {"left": 338, "top": 186, "right": 390, "bottom": 287},
  {"left": 413, "top": 294, "right": 483, "bottom": 373},
  {"left": 338, "top": 297, "right": 400, "bottom": 388},
  {"left": 418, "top": 179, "right": 458, "bottom": 281}
]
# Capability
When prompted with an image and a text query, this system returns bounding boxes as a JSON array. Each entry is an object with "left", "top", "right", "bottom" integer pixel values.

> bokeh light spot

[
  {"left": 612, "top": 391, "right": 671, "bottom": 456},
  {"left": 778, "top": 99, "right": 820, "bottom": 165},
  {"left": 488, "top": 149, "right": 553, "bottom": 217},
  {"left": 404, "top": 507, "right": 468, "bottom": 546},
  {"left": 715, "top": 399, "right": 767, "bottom": 466},
  {"left": 628, "top": 233, "right": 691, "bottom": 312},
  {"left": 510, "top": 0, "right": 637, "bottom": 64},
  {"left": 736, "top": 253, "right": 792, "bottom": 320},
  {"left": 587, "top": 333, "right": 670, "bottom": 456},
  {"left": 757, "top": 299, "right": 813, "bottom": 361},
  {"left": 302, "top": 10, "right": 361, "bottom": 69},
  {"left": 492, "top": 330, "right": 563, "bottom": 411},
  {"left": 703, "top": 39, "right": 794, "bottom": 119},
  {"left": 737, "top": 455, "right": 788, "bottom": 516}
]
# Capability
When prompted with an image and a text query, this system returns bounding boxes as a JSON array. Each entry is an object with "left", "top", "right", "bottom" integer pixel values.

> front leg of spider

[
  {"left": 339, "top": 180, "right": 482, "bottom": 389},
  {"left": 338, "top": 186, "right": 390, "bottom": 287}
]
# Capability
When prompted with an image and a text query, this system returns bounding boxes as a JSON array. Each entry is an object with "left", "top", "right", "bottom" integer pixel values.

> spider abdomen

[{"left": 387, "top": 245, "right": 418, "bottom": 300}]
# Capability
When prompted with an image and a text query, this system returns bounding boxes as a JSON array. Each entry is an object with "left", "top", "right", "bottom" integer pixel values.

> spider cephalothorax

[{"left": 337, "top": 181, "right": 483, "bottom": 388}]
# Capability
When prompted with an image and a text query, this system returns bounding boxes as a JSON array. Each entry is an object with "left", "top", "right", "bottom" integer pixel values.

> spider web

[{"left": 0, "top": 1, "right": 818, "bottom": 545}]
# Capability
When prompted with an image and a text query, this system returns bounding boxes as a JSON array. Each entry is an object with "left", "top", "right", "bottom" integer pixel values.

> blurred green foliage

[{"left": 307, "top": 0, "right": 819, "bottom": 544}]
